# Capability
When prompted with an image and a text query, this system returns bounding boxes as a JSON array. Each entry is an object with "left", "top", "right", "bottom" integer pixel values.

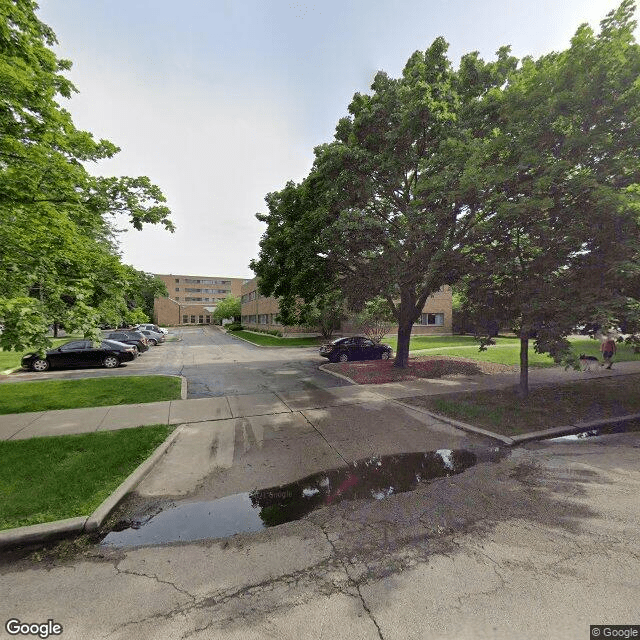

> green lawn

[
  {"left": 0, "top": 425, "right": 172, "bottom": 530},
  {"left": 0, "top": 336, "right": 84, "bottom": 374},
  {"left": 231, "top": 330, "right": 323, "bottom": 347},
  {"left": 381, "top": 335, "right": 640, "bottom": 367},
  {"left": 400, "top": 375, "right": 640, "bottom": 436},
  {"left": 0, "top": 376, "right": 182, "bottom": 414}
]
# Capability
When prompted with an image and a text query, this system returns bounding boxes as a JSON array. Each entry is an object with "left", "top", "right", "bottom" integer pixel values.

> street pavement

[{"left": 1, "top": 332, "right": 639, "bottom": 639}]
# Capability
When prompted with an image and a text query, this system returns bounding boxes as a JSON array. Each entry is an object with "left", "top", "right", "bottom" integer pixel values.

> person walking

[{"left": 600, "top": 335, "right": 617, "bottom": 369}]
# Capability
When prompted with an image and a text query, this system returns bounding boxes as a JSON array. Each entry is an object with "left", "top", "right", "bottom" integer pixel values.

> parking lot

[{"left": 6, "top": 326, "right": 351, "bottom": 398}]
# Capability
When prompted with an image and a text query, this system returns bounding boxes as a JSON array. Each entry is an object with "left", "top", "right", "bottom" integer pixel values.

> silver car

[{"left": 140, "top": 329, "right": 165, "bottom": 345}]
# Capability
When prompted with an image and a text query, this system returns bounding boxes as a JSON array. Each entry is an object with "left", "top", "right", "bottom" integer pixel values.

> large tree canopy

[
  {"left": 252, "top": 1, "right": 640, "bottom": 382},
  {"left": 253, "top": 38, "right": 518, "bottom": 367},
  {"left": 0, "top": 0, "right": 173, "bottom": 351},
  {"left": 460, "top": 0, "right": 640, "bottom": 395}
]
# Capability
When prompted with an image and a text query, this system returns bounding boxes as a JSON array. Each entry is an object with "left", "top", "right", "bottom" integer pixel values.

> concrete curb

[
  {"left": 0, "top": 426, "right": 185, "bottom": 547},
  {"left": 512, "top": 412, "right": 640, "bottom": 443},
  {"left": 179, "top": 375, "right": 187, "bottom": 400},
  {"left": 390, "top": 399, "right": 516, "bottom": 445},
  {"left": 318, "top": 364, "right": 357, "bottom": 385},
  {"left": 227, "top": 332, "right": 268, "bottom": 348},
  {"left": 84, "top": 425, "right": 184, "bottom": 531},
  {"left": 0, "top": 517, "right": 87, "bottom": 548}
]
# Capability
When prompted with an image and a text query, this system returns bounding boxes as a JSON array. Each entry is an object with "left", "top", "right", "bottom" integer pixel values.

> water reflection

[
  {"left": 250, "top": 450, "right": 477, "bottom": 527},
  {"left": 102, "top": 449, "right": 478, "bottom": 547}
]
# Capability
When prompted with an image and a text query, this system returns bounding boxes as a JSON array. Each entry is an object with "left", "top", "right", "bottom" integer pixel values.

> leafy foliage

[
  {"left": 212, "top": 296, "right": 241, "bottom": 322},
  {"left": 353, "top": 296, "right": 395, "bottom": 343},
  {"left": 251, "top": 1, "right": 640, "bottom": 390},
  {"left": 0, "top": 1, "right": 173, "bottom": 352},
  {"left": 459, "top": 0, "right": 640, "bottom": 395}
]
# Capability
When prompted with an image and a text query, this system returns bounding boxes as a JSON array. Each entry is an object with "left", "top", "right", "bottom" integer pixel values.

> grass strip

[
  {"left": 381, "top": 335, "right": 640, "bottom": 367},
  {"left": 231, "top": 330, "right": 323, "bottom": 347},
  {"left": 0, "top": 375, "right": 182, "bottom": 414},
  {"left": 400, "top": 374, "right": 640, "bottom": 436},
  {"left": 0, "top": 425, "right": 172, "bottom": 530}
]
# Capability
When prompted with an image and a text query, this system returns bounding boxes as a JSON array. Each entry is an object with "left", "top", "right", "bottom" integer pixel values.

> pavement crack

[
  {"left": 300, "top": 410, "right": 349, "bottom": 466},
  {"left": 317, "top": 523, "right": 385, "bottom": 640},
  {"left": 114, "top": 563, "right": 197, "bottom": 603}
]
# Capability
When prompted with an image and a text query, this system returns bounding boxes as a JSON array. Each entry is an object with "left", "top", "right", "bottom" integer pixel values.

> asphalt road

[
  {"left": 2, "top": 432, "right": 639, "bottom": 639},
  {"left": 6, "top": 326, "right": 352, "bottom": 397}
]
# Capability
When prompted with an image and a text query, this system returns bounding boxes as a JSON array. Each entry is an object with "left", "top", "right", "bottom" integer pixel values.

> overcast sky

[{"left": 38, "top": 0, "right": 629, "bottom": 279}]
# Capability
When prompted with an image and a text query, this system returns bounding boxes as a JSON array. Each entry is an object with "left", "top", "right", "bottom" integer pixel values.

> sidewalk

[
  {"left": 3, "top": 361, "right": 639, "bottom": 548},
  {"left": 2, "top": 360, "right": 639, "bottom": 441}
]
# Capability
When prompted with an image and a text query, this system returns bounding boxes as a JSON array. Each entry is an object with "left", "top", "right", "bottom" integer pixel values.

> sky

[{"left": 37, "top": 0, "right": 630, "bottom": 279}]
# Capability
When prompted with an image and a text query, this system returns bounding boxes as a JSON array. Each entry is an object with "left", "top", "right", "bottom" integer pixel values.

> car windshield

[{"left": 330, "top": 338, "right": 346, "bottom": 344}]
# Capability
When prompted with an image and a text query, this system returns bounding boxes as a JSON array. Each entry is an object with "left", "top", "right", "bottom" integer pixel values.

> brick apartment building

[
  {"left": 240, "top": 277, "right": 453, "bottom": 336},
  {"left": 153, "top": 274, "right": 248, "bottom": 326}
]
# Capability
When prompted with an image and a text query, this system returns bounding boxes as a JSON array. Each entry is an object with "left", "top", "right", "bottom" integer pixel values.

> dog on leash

[{"left": 579, "top": 354, "right": 599, "bottom": 371}]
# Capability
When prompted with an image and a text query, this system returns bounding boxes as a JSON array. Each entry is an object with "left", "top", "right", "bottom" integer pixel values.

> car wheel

[
  {"left": 103, "top": 356, "right": 120, "bottom": 368},
  {"left": 381, "top": 351, "right": 391, "bottom": 360},
  {"left": 32, "top": 358, "right": 50, "bottom": 372},
  {"left": 149, "top": 339, "right": 157, "bottom": 346},
  {"left": 339, "top": 352, "right": 349, "bottom": 362}
]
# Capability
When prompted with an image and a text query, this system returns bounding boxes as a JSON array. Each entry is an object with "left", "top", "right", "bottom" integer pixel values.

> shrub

[{"left": 226, "top": 323, "right": 243, "bottom": 331}]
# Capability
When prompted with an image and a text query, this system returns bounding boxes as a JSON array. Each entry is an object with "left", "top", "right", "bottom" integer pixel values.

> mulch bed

[{"left": 323, "top": 356, "right": 516, "bottom": 385}]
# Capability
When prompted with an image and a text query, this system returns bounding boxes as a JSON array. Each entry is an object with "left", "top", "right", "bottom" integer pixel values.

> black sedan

[
  {"left": 22, "top": 339, "right": 138, "bottom": 371},
  {"left": 319, "top": 336, "right": 393, "bottom": 363},
  {"left": 106, "top": 330, "right": 149, "bottom": 353}
]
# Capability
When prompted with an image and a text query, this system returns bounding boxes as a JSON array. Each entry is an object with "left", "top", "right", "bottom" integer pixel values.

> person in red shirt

[{"left": 600, "top": 336, "right": 617, "bottom": 369}]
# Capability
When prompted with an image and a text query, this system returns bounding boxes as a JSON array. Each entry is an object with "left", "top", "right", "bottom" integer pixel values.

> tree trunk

[
  {"left": 53, "top": 322, "right": 59, "bottom": 338},
  {"left": 394, "top": 290, "right": 416, "bottom": 368},
  {"left": 518, "top": 334, "right": 529, "bottom": 398},
  {"left": 395, "top": 320, "right": 412, "bottom": 368}
]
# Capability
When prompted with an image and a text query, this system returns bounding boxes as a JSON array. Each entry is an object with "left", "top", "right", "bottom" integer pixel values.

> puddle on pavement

[
  {"left": 548, "top": 420, "right": 640, "bottom": 442},
  {"left": 101, "top": 448, "right": 486, "bottom": 548},
  {"left": 549, "top": 430, "right": 600, "bottom": 442}
]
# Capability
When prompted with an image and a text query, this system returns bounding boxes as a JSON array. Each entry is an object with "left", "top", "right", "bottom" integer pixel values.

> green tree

[
  {"left": 121, "top": 268, "right": 168, "bottom": 320},
  {"left": 353, "top": 297, "right": 395, "bottom": 343},
  {"left": 0, "top": 0, "right": 173, "bottom": 352},
  {"left": 213, "top": 296, "right": 241, "bottom": 323},
  {"left": 298, "top": 290, "right": 346, "bottom": 339},
  {"left": 252, "top": 39, "right": 518, "bottom": 368},
  {"left": 460, "top": 0, "right": 640, "bottom": 396}
]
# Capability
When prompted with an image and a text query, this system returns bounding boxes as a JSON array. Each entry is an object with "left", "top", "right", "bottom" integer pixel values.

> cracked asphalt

[{"left": 1, "top": 432, "right": 639, "bottom": 639}]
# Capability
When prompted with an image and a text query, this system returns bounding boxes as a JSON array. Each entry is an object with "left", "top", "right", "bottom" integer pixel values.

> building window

[
  {"left": 190, "top": 315, "right": 196, "bottom": 323},
  {"left": 419, "top": 313, "right": 444, "bottom": 325},
  {"left": 175, "top": 296, "right": 180, "bottom": 301},
  {"left": 182, "top": 315, "right": 188, "bottom": 323},
  {"left": 205, "top": 315, "right": 211, "bottom": 324},
  {"left": 175, "top": 278, "right": 180, "bottom": 283},
  {"left": 199, "top": 315, "right": 204, "bottom": 323}
]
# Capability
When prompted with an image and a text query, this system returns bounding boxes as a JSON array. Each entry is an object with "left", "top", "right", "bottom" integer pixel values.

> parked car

[
  {"left": 140, "top": 329, "right": 165, "bottom": 345},
  {"left": 106, "top": 330, "right": 150, "bottom": 353},
  {"left": 21, "top": 339, "right": 137, "bottom": 371},
  {"left": 319, "top": 336, "right": 393, "bottom": 362},
  {"left": 135, "top": 323, "right": 168, "bottom": 335}
]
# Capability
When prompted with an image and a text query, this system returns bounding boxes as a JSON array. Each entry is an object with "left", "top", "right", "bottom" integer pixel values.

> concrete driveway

[{"left": 6, "top": 326, "right": 351, "bottom": 397}]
